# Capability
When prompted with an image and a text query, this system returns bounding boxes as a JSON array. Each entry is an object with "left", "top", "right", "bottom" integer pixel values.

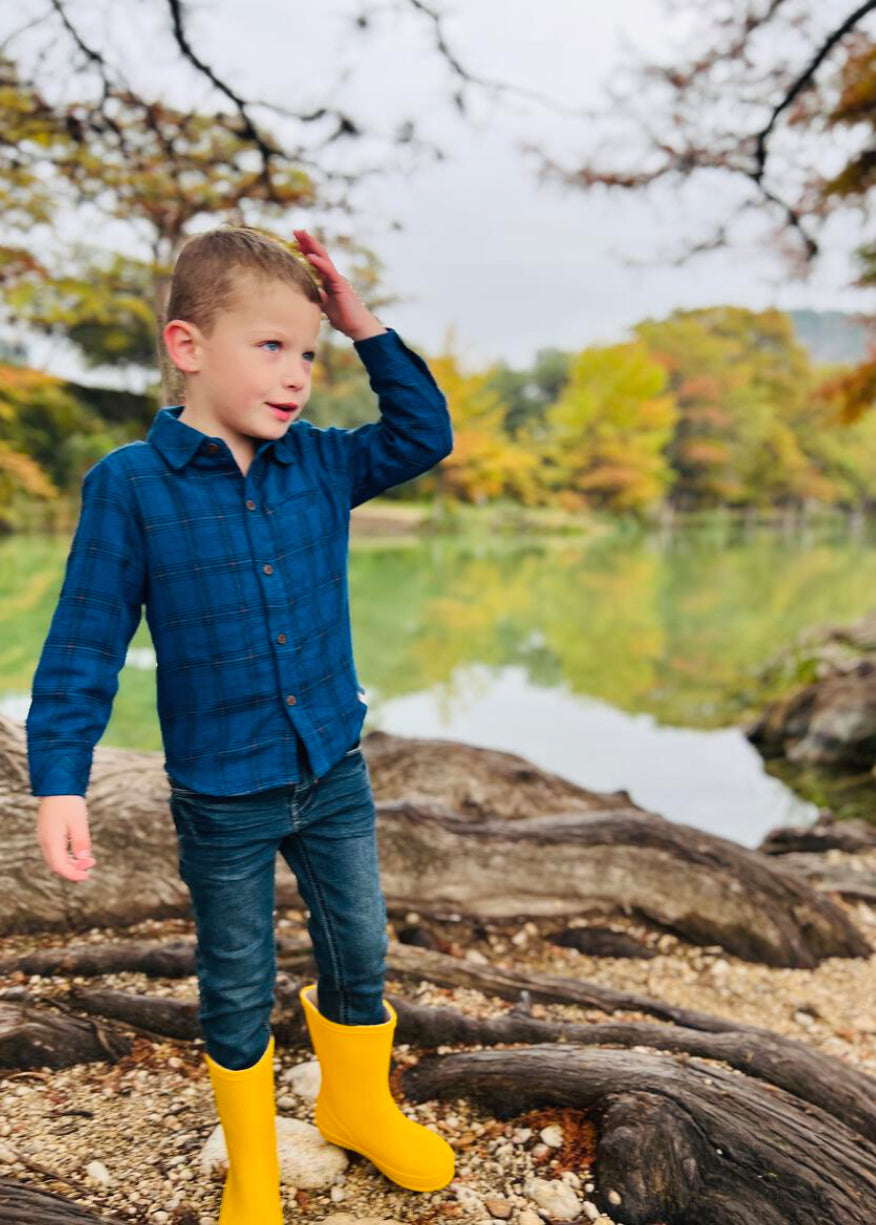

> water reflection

[
  {"left": 5, "top": 518, "right": 875, "bottom": 846},
  {"left": 375, "top": 663, "right": 818, "bottom": 848}
]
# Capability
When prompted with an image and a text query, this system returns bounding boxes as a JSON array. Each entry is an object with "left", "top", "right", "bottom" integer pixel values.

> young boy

[{"left": 27, "top": 225, "right": 455, "bottom": 1222}]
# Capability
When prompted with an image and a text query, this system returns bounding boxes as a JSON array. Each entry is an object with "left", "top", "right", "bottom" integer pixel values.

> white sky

[{"left": 5, "top": 0, "right": 875, "bottom": 387}]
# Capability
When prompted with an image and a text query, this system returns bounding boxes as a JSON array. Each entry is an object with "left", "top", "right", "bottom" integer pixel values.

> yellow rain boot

[
  {"left": 203, "top": 1032, "right": 284, "bottom": 1225},
  {"left": 299, "top": 982, "right": 455, "bottom": 1192}
]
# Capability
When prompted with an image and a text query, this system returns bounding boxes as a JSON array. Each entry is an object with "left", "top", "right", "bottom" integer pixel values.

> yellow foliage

[{"left": 429, "top": 352, "right": 544, "bottom": 505}]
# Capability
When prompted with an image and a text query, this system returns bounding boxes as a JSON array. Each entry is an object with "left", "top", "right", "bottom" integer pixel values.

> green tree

[{"left": 544, "top": 341, "right": 678, "bottom": 516}]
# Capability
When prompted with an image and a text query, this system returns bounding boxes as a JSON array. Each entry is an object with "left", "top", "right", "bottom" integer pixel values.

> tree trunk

[
  {"left": 403, "top": 1044, "right": 876, "bottom": 1225},
  {"left": 2, "top": 718, "right": 868, "bottom": 966}
]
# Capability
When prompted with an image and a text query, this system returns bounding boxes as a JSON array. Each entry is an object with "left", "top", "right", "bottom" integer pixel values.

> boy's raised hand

[
  {"left": 37, "top": 795, "right": 97, "bottom": 882},
  {"left": 292, "top": 229, "right": 386, "bottom": 342}
]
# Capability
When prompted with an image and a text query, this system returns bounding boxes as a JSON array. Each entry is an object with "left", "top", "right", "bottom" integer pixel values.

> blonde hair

[{"left": 161, "top": 224, "right": 322, "bottom": 400}]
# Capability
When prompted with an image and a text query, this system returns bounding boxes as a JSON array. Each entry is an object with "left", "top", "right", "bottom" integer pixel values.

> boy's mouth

[{"left": 267, "top": 402, "right": 298, "bottom": 420}]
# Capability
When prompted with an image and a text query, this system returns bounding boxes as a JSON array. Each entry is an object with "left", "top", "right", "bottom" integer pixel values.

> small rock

[
  {"left": 524, "top": 1175, "right": 581, "bottom": 1221},
  {"left": 452, "top": 1180, "right": 484, "bottom": 1212},
  {"left": 201, "top": 1116, "right": 347, "bottom": 1189},
  {"left": 320, "top": 1217, "right": 402, "bottom": 1224},
  {"left": 85, "top": 1160, "right": 111, "bottom": 1186},
  {"left": 607, "top": 1187, "right": 623, "bottom": 1205},
  {"left": 582, "top": 1202, "right": 600, "bottom": 1221},
  {"left": 280, "top": 1058, "right": 321, "bottom": 1101},
  {"left": 539, "top": 1124, "right": 563, "bottom": 1148},
  {"left": 483, "top": 1197, "right": 514, "bottom": 1219}
]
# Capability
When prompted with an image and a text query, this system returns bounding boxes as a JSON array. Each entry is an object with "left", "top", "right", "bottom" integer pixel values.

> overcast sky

[{"left": 6, "top": 0, "right": 874, "bottom": 387}]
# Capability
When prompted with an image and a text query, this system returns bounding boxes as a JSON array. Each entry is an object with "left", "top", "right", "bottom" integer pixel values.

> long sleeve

[
  {"left": 320, "top": 327, "right": 454, "bottom": 509},
  {"left": 26, "top": 459, "right": 146, "bottom": 797}
]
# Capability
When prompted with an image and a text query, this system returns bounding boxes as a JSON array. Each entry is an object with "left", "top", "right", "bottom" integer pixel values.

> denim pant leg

[
  {"left": 279, "top": 745, "right": 389, "bottom": 1026},
  {"left": 169, "top": 786, "right": 288, "bottom": 1070}
]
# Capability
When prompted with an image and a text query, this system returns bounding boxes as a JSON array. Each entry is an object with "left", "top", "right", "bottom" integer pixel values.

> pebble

[
  {"left": 483, "top": 1197, "right": 514, "bottom": 1218},
  {"left": 85, "top": 1160, "right": 111, "bottom": 1186},
  {"left": 452, "top": 1179, "right": 485, "bottom": 1212},
  {"left": 280, "top": 1057, "right": 321, "bottom": 1101},
  {"left": 202, "top": 1115, "right": 347, "bottom": 1188},
  {"left": 524, "top": 1175, "right": 581, "bottom": 1220}
]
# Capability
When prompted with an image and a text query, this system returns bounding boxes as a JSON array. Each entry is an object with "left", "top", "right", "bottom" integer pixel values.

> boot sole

[{"left": 315, "top": 1118, "right": 453, "bottom": 1191}]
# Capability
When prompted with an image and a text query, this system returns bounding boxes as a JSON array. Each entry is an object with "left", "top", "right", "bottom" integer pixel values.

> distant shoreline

[{"left": 350, "top": 498, "right": 875, "bottom": 537}]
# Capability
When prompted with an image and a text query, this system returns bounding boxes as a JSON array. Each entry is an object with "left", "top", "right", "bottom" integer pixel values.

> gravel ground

[{"left": 2, "top": 848, "right": 876, "bottom": 1224}]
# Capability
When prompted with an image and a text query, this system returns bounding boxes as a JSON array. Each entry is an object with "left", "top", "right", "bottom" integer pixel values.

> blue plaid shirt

[{"left": 26, "top": 326, "right": 453, "bottom": 798}]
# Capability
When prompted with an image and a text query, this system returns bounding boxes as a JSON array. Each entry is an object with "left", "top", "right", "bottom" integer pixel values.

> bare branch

[{"left": 752, "top": 0, "right": 876, "bottom": 183}]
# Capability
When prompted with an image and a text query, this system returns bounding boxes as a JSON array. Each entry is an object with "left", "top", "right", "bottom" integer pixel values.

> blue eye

[{"left": 259, "top": 342, "right": 316, "bottom": 360}]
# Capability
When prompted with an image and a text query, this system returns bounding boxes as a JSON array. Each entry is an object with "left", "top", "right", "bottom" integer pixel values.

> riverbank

[
  {"left": 350, "top": 497, "right": 874, "bottom": 539},
  {"left": 7, "top": 486, "right": 874, "bottom": 539},
  {"left": 3, "top": 863, "right": 876, "bottom": 1225}
]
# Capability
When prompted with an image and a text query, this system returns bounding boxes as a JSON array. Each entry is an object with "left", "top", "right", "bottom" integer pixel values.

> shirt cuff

[{"left": 352, "top": 326, "right": 442, "bottom": 391}]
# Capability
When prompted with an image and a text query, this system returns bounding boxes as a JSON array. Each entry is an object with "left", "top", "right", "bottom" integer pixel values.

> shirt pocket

[{"left": 266, "top": 478, "right": 318, "bottom": 513}]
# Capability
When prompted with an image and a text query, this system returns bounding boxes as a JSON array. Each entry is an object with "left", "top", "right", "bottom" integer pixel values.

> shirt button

[
  {"left": 206, "top": 442, "right": 219, "bottom": 453},
  {"left": 246, "top": 499, "right": 256, "bottom": 510},
  {"left": 263, "top": 563, "right": 273, "bottom": 574},
  {"left": 277, "top": 633, "right": 286, "bottom": 644},
  {"left": 286, "top": 694, "right": 296, "bottom": 705}
]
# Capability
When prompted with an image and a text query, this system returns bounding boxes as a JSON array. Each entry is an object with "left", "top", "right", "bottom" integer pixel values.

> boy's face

[{"left": 166, "top": 273, "right": 323, "bottom": 445}]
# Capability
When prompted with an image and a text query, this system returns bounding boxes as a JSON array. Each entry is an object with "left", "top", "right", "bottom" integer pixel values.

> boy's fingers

[
  {"left": 293, "top": 227, "right": 323, "bottom": 251},
  {"left": 68, "top": 813, "right": 96, "bottom": 868},
  {"left": 45, "top": 846, "right": 92, "bottom": 880}
]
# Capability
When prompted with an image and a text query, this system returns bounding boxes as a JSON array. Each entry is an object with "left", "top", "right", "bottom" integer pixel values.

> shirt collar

[{"left": 147, "top": 404, "right": 295, "bottom": 469}]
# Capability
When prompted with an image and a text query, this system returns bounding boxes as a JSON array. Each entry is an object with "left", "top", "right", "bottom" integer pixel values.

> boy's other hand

[
  {"left": 36, "top": 796, "right": 97, "bottom": 882},
  {"left": 292, "top": 229, "right": 387, "bottom": 342}
]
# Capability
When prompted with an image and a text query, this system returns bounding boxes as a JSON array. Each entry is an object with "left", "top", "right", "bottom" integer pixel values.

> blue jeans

[{"left": 167, "top": 742, "right": 389, "bottom": 1070}]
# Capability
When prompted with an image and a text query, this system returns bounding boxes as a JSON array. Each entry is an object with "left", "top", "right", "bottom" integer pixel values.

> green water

[{"left": 5, "top": 515, "right": 876, "bottom": 845}]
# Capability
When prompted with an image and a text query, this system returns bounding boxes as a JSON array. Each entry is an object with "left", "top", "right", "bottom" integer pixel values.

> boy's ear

[{"left": 163, "top": 318, "right": 203, "bottom": 374}]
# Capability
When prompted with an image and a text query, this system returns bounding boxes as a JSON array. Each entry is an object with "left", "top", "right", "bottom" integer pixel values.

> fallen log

[
  {"left": 0, "top": 932, "right": 865, "bottom": 1041},
  {"left": 397, "top": 997, "right": 876, "bottom": 1144},
  {"left": 7, "top": 941, "right": 876, "bottom": 1154},
  {"left": 0, "top": 1178, "right": 126, "bottom": 1223},
  {"left": 2, "top": 717, "right": 868, "bottom": 965},
  {"left": 373, "top": 800, "right": 874, "bottom": 966},
  {"left": 65, "top": 987, "right": 198, "bottom": 1042},
  {"left": 758, "top": 811, "right": 876, "bottom": 855},
  {"left": 403, "top": 1044, "right": 876, "bottom": 1225},
  {"left": 0, "top": 999, "right": 130, "bottom": 1069},
  {"left": 753, "top": 853, "right": 876, "bottom": 903},
  {"left": 0, "top": 939, "right": 198, "bottom": 980},
  {"left": 0, "top": 934, "right": 827, "bottom": 1035},
  {"left": 7, "top": 969, "right": 876, "bottom": 1154}
]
